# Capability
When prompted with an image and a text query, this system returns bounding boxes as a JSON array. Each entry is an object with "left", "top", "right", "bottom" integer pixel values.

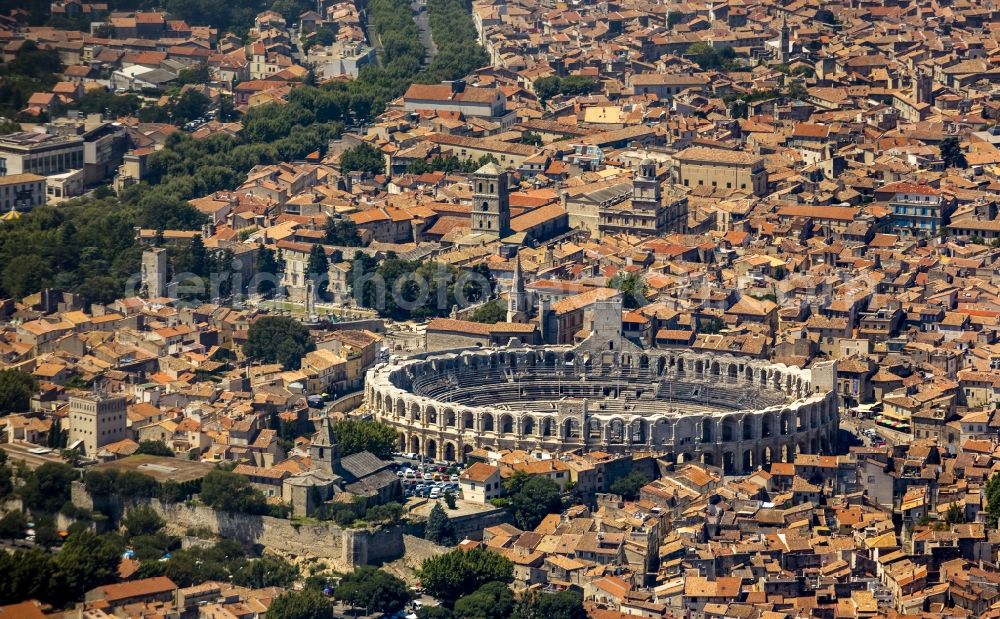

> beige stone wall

[{"left": 71, "top": 484, "right": 404, "bottom": 570}]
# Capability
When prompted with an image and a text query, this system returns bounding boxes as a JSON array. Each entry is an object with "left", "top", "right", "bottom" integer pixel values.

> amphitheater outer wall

[{"left": 365, "top": 346, "right": 838, "bottom": 475}]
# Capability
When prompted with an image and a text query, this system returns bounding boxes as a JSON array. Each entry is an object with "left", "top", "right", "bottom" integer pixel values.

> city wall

[{"left": 71, "top": 483, "right": 404, "bottom": 569}]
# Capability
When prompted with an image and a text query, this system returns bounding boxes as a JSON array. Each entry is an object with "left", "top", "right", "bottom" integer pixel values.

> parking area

[{"left": 391, "top": 455, "right": 462, "bottom": 500}]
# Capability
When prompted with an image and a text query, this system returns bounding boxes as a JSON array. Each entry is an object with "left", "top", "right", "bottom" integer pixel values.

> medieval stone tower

[
  {"left": 471, "top": 162, "right": 510, "bottom": 239},
  {"left": 141, "top": 248, "right": 168, "bottom": 299}
]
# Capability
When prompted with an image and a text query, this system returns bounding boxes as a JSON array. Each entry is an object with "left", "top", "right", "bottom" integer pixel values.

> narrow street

[{"left": 412, "top": 0, "right": 437, "bottom": 66}]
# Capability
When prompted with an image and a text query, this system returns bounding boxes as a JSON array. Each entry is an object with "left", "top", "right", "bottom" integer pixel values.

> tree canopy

[
  {"left": 504, "top": 472, "right": 562, "bottom": 531},
  {"left": 419, "top": 547, "right": 514, "bottom": 604},
  {"left": 425, "top": 502, "right": 457, "bottom": 546},
  {"left": 243, "top": 316, "right": 315, "bottom": 370},
  {"left": 453, "top": 581, "right": 514, "bottom": 619},
  {"left": 334, "top": 566, "right": 410, "bottom": 614},
  {"left": 136, "top": 440, "right": 174, "bottom": 457},
  {"left": 339, "top": 143, "right": 385, "bottom": 176},
  {"left": 609, "top": 471, "right": 650, "bottom": 501},
  {"left": 21, "top": 462, "right": 78, "bottom": 514},
  {"left": 268, "top": 588, "right": 334, "bottom": 619},
  {"left": 331, "top": 419, "right": 398, "bottom": 460},
  {"left": 940, "top": 136, "right": 968, "bottom": 169},
  {"left": 0, "top": 369, "right": 36, "bottom": 416},
  {"left": 199, "top": 469, "right": 268, "bottom": 515}
]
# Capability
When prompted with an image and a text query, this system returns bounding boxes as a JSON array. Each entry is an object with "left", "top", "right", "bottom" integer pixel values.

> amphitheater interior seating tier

[{"left": 406, "top": 366, "right": 788, "bottom": 415}]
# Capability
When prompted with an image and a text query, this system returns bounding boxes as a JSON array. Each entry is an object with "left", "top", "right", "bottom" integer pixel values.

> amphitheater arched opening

[
  {"left": 608, "top": 419, "right": 625, "bottom": 444},
  {"left": 701, "top": 419, "right": 714, "bottom": 443},
  {"left": 541, "top": 418, "right": 553, "bottom": 437},
  {"left": 564, "top": 418, "right": 581, "bottom": 439},
  {"left": 721, "top": 417, "right": 737, "bottom": 442},
  {"left": 500, "top": 414, "right": 514, "bottom": 435},
  {"left": 483, "top": 413, "right": 495, "bottom": 432},
  {"left": 723, "top": 451, "right": 736, "bottom": 475},
  {"left": 462, "top": 411, "right": 474, "bottom": 430},
  {"left": 523, "top": 416, "right": 536, "bottom": 436},
  {"left": 426, "top": 438, "right": 437, "bottom": 459},
  {"left": 444, "top": 442, "right": 456, "bottom": 461}
]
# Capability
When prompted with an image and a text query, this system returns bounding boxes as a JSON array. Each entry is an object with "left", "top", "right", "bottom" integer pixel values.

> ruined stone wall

[{"left": 71, "top": 483, "right": 404, "bottom": 570}]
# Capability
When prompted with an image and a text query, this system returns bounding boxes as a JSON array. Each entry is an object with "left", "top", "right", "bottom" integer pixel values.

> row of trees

[
  {"left": 0, "top": 529, "right": 123, "bottom": 607},
  {"left": 0, "top": 0, "right": 491, "bottom": 305},
  {"left": 425, "top": 0, "right": 491, "bottom": 82}
]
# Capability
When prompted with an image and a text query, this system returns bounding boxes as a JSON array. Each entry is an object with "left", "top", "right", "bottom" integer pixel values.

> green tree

[
  {"left": 233, "top": 555, "right": 299, "bottom": 589},
  {"left": 425, "top": 502, "right": 457, "bottom": 545},
  {"left": 268, "top": 588, "right": 334, "bottom": 619},
  {"left": 469, "top": 300, "right": 506, "bottom": 324},
  {"left": 0, "top": 369, "right": 37, "bottom": 415},
  {"left": 686, "top": 42, "right": 738, "bottom": 71},
  {"left": 122, "top": 505, "right": 165, "bottom": 540},
  {"left": 0, "top": 450, "right": 12, "bottom": 501},
  {"left": 324, "top": 216, "right": 362, "bottom": 246},
  {"left": 667, "top": 10, "right": 684, "bottom": 28},
  {"left": 609, "top": 471, "right": 649, "bottom": 501},
  {"left": 334, "top": 566, "right": 410, "bottom": 614},
  {"left": 339, "top": 143, "right": 385, "bottom": 175},
  {"left": 815, "top": 9, "right": 838, "bottom": 24},
  {"left": 255, "top": 247, "right": 282, "bottom": 298},
  {"left": 177, "top": 63, "right": 210, "bottom": 85},
  {"left": 418, "top": 607, "right": 454, "bottom": 619},
  {"left": 55, "top": 531, "right": 124, "bottom": 600},
  {"left": 307, "top": 244, "right": 330, "bottom": 299},
  {"left": 0, "top": 510, "right": 27, "bottom": 540},
  {"left": 199, "top": 469, "right": 268, "bottom": 515},
  {"left": 0, "top": 119, "right": 21, "bottom": 135},
  {"left": 243, "top": 316, "right": 315, "bottom": 370},
  {"left": 453, "top": 581, "right": 514, "bottom": 619},
  {"left": 136, "top": 440, "right": 174, "bottom": 457},
  {"left": 940, "top": 136, "right": 968, "bottom": 169},
  {"left": 986, "top": 471, "right": 1000, "bottom": 527},
  {"left": 1, "top": 255, "right": 51, "bottom": 301},
  {"left": 171, "top": 90, "right": 211, "bottom": 125},
  {"left": 520, "top": 131, "right": 543, "bottom": 147},
  {"left": 945, "top": 503, "right": 964, "bottom": 525},
  {"left": 419, "top": 547, "right": 514, "bottom": 604},
  {"left": 609, "top": 271, "right": 647, "bottom": 309},
  {"left": 505, "top": 472, "right": 562, "bottom": 531},
  {"left": 0, "top": 548, "right": 58, "bottom": 605},
  {"left": 700, "top": 316, "right": 725, "bottom": 334},
  {"left": 511, "top": 590, "right": 586, "bottom": 619},
  {"left": 331, "top": 419, "right": 397, "bottom": 460},
  {"left": 443, "top": 490, "right": 457, "bottom": 509},
  {"left": 533, "top": 76, "right": 561, "bottom": 102},
  {"left": 21, "top": 462, "right": 78, "bottom": 514}
]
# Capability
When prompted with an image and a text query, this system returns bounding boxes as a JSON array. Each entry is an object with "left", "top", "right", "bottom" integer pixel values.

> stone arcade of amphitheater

[{"left": 366, "top": 337, "right": 839, "bottom": 476}]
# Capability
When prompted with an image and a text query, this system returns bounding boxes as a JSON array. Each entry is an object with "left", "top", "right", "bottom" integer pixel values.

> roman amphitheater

[{"left": 365, "top": 343, "right": 839, "bottom": 475}]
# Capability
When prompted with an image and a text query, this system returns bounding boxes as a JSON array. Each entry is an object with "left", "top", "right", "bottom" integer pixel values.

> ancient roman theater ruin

[{"left": 365, "top": 342, "right": 839, "bottom": 475}]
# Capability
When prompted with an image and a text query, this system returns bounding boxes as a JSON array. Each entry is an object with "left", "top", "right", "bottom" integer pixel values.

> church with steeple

[{"left": 507, "top": 253, "right": 529, "bottom": 323}]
